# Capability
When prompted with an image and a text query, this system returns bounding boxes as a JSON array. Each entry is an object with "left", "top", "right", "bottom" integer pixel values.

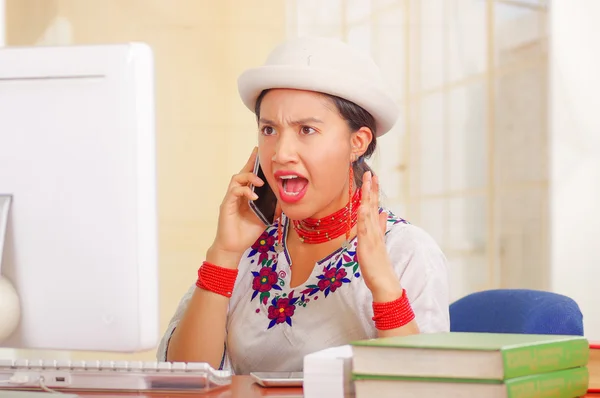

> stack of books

[
  {"left": 350, "top": 332, "right": 590, "bottom": 398},
  {"left": 589, "top": 341, "right": 600, "bottom": 393}
]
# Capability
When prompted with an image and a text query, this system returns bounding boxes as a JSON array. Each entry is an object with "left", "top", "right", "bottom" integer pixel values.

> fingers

[
  {"left": 222, "top": 147, "right": 264, "bottom": 208},
  {"left": 358, "top": 171, "right": 386, "bottom": 240},
  {"left": 241, "top": 146, "right": 259, "bottom": 173},
  {"left": 371, "top": 175, "right": 387, "bottom": 236},
  {"left": 230, "top": 147, "right": 264, "bottom": 189},
  {"left": 230, "top": 185, "right": 258, "bottom": 201},
  {"left": 222, "top": 171, "right": 263, "bottom": 208},
  {"left": 361, "top": 170, "right": 372, "bottom": 207},
  {"left": 230, "top": 171, "right": 264, "bottom": 188},
  {"left": 372, "top": 174, "right": 380, "bottom": 207},
  {"left": 358, "top": 171, "right": 373, "bottom": 237},
  {"left": 357, "top": 208, "right": 369, "bottom": 238}
]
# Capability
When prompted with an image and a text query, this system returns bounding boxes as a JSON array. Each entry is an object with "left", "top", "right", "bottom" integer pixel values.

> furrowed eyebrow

[
  {"left": 258, "top": 118, "right": 276, "bottom": 125},
  {"left": 258, "top": 117, "right": 324, "bottom": 126},
  {"left": 291, "top": 117, "right": 324, "bottom": 125}
]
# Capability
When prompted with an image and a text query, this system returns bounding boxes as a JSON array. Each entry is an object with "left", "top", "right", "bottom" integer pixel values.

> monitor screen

[{"left": 0, "top": 43, "right": 159, "bottom": 353}]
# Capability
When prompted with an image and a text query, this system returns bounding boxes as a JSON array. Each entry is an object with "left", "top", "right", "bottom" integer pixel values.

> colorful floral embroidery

[
  {"left": 248, "top": 229, "right": 277, "bottom": 265},
  {"left": 387, "top": 211, "right": 409, "bottom": 229},
  {"left": 252, "top": 266, "right": 278, "bottom": 292},
  {"left": 249, "top": 224, "right": 285, "bottom": 305},
  {"left": 317, "top": 268, "right": 349, "bottom": 293},
  {"left": 301, "top": 248, "right": 357, "bottom": 298},
  {"left": 248, "top": 213, "right": 409, "bottom": 329},
  {"left": 251, "top": 258, "right": 284, "bottom": 304},
  {"left": 267, "top": 291, "right": 299, "bottom": 328}
]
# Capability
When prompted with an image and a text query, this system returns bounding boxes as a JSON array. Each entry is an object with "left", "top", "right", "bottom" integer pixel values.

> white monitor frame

[{"left": 0, "top": 43, "right": 159, "bottom": 353}]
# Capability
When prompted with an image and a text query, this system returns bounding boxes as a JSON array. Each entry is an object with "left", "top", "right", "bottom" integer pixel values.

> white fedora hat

[{"left": 237, "top": 36, "right": 399, "bottom": 137}]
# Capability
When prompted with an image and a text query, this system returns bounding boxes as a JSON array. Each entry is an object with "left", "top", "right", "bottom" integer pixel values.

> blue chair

[{"left": 449, "top": 289, "right": 584, "bottom": 335}]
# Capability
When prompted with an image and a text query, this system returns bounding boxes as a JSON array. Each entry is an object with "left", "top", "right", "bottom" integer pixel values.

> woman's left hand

[{"left": 356, "top": 171, "right": 404, "bottom": 303}]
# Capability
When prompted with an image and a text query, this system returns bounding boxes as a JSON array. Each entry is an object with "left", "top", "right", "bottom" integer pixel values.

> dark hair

[{"left": 254, "top": 89, "right": 377, "bottom": 188}]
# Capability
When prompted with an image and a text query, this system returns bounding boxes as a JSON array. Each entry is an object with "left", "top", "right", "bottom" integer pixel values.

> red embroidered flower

[
  {"left": 267, "top": 295, "right": 298, "bottom": 328},
  {"left": 251, "top": 260, "right": 282, "bottom": 304},
  {"left": 317, "top": 267, "right": 348, "bottom": 294},
  {"left": 250, "top": 230, "right": 276, "bottom": 264},
  {"left": 302, "top": 263, "right": 352, "bottom": 298},
  {"left": 252, "top": 267, "right": 278, "bottom": 293}
]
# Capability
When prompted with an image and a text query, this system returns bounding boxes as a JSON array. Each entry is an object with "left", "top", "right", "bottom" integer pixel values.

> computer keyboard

[{"left": 0, "top": 359, "right": 231, "bottom": 392}]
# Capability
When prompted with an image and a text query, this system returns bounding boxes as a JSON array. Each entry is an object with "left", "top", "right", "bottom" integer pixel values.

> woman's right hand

[{"left": 206, "top": 147, "right": 276, "bottom": 269}]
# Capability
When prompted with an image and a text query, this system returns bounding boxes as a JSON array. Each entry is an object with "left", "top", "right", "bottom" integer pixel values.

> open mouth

[
  {"left": 280, "top": 175, "right": 308, "bottom": 196},
  {"left": 275, "top": 172, "right": 309, "bottom": 203}
]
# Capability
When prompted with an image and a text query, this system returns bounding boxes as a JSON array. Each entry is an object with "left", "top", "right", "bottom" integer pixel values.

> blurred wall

[
  {"left": 0, "top": 0, "right": 4, "bottom": 46},
  {"left": 286, "top": 0, "right": 550, "bottom": 302},
  {"left": 287, "top": 0, "right": 600, "bottom": 340},
  {"left": 5, "top": 0, "right": 286, "bottom": 360},
  {"left": 550, "top": 0, "right": 600, "bottom": 340}
]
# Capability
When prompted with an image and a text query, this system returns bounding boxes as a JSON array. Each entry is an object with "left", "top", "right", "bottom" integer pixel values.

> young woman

[{"left": 158, "top": 37, "right": 450, "bottom": 375}]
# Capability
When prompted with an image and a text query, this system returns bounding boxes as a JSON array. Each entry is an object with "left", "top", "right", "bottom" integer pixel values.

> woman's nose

[{"left": 272, "top": 130, "right": 298, "bottom": 164}]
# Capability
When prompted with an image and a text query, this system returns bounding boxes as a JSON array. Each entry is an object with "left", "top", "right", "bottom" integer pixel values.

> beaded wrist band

[
  {"left": 196, "top": 261, "right": 238, "bottom": 298},
  {"left": 372, "top": 289, "right": 415, "bottom": 330}
]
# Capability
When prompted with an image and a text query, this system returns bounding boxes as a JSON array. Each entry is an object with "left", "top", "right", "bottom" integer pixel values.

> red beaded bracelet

[
  {"left": 372, "top": 289, "right": 415, "bottom": 330},
  {"left": 196, "top": 261, "right": 238, "bottom": 298}
]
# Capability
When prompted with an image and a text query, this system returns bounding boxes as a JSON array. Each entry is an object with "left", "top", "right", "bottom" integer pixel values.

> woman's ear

[{"left": 350, "top": 127, "right": 373, "bottom": 161}]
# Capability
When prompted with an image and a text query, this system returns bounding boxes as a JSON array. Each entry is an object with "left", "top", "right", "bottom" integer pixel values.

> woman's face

[{"left": 257, "top": 89, "right": 369, "bottom": 221}]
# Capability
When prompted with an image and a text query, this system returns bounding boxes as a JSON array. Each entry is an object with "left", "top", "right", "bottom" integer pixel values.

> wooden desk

[
  {"left": 73, "top": 376, "right": 599, "bottom": 398},
  {"left": 74, "top": 376, "right": 302, "bottom": 397}
]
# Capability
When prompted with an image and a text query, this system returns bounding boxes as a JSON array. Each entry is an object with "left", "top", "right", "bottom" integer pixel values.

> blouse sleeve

[
  {"left": 156, "top": 284, "right": 195, "bottom": 362},
  {"left": 385, "top": 222, "right": 451, "bottom": 333},
  {"left": 156, "top": 284, "right": 234, "bottom": 371}
]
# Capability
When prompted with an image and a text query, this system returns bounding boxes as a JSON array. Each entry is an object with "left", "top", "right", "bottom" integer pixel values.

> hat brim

[{"left": 237, "top": 65, "right": 399, "bottom": 137}]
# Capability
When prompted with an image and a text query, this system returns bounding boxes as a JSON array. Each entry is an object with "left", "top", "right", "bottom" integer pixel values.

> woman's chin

[{"left": 280, "top": 203, "right": 315, "bottom": 221}]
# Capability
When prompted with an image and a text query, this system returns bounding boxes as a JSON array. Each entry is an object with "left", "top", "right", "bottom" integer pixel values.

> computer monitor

[{"left": 0, "top": 43, "right": 159, "bottom": 353}]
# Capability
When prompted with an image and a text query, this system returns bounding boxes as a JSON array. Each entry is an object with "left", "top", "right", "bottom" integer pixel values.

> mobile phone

[
  {"left": 250, "top": 371, "right": 303, "bottom": 388},
  {"left": 249, "top": 156, "right": 278, "bottom": 226}
]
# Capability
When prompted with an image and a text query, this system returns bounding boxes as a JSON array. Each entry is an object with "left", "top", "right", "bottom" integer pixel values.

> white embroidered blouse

[{"left": 157, "top": 211, "right": 450, "bottom": 375}]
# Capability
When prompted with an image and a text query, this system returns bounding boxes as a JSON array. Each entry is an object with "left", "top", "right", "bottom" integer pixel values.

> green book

[
  {"left": 353, "top": 366, "right": 589, "bottom": 398},
  {"left": 350, "top": 332, "right": 589, "bottom": 380}
]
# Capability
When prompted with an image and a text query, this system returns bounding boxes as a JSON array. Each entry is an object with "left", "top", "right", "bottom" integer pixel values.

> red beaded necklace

[
  {"left": 293, "top": 188, "right": 362, "bottom": 244},
  {"left": 274, "top": 188, "right": 362, "bottom": 252}
]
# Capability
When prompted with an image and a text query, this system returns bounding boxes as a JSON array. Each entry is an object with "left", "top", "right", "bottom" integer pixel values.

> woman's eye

[
  {"left": 301, "top": 126, "right": 316, "bottom": 135},
  {"left": 261, "top": 126, "right": 275, "bottom": 135}
]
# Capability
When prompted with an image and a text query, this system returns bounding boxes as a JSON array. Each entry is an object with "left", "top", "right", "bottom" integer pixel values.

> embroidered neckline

[{"left": 247, "top": 211, "right": 409, "bottom": 329}]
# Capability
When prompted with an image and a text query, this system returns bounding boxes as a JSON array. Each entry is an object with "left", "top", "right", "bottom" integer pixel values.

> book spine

[
  {"left": 506, "top": 367, "right": 588, "bottom": 398},
  {"left": 501, "top": 339, "right": 589, "bottom": 379}
]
